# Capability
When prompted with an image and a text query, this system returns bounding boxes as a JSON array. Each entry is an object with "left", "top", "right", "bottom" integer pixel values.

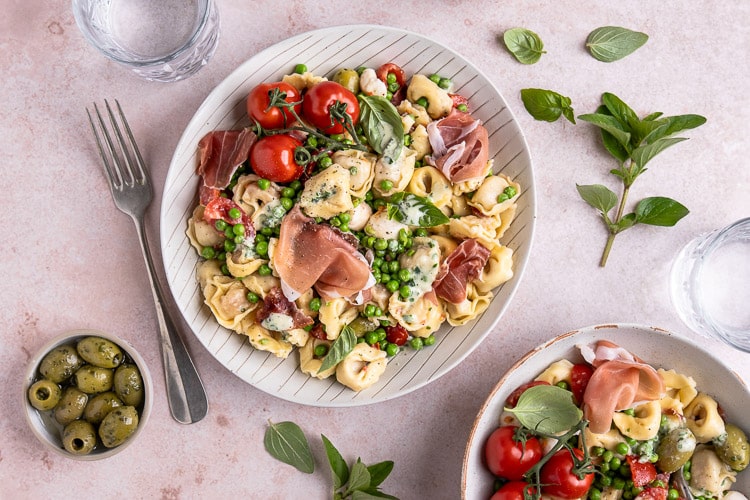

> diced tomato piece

[
  {"left": 626, "top": 456, "right": 657, "bottom": 488},
  {"left": 505, "top": 381, "right": 550, "bottom": 408},
  {"left": 570, "top": 363, "right": 594, "bottom": 403},
  {"left": 449, "top": 93, "right": 469, "bottom": 111}
]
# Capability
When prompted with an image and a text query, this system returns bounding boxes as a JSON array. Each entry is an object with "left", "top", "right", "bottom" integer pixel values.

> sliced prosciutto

[
  {"left": 274, "top": 206, "right": 374, "bottom": 301},
  {"left": 426, "top": 109, "right": 489, "bottom": 183},
  {"left": 433, "top": 239, "right": 490, "bottom": 303},
  {"left": 580, "top": 341, "right": 665, "bottom": 434},
  {"left": 255, "top": 287, "right": 313, "bottom": 331},
  {"left": 197, "top": 128, "right": 256, "bottom": 204}
]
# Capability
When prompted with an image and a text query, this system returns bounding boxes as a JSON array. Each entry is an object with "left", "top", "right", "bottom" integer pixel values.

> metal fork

[{"left": 87, "top": 99, "right": 208, "bottom": 424}]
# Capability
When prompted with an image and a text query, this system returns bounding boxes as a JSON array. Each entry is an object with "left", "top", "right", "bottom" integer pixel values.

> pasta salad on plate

[{"left": 186, "top": 62, "right": 521, "bottom": 392}]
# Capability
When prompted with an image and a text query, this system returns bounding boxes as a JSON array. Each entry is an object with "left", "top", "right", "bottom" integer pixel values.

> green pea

[
  {"left": 383, "top": 280, "right": 397, "bottom": 293},
  {"left": 429, "top": 74, "right": 441, "bottom": 84},
  {"left": 228, "top": 208, "right": 241, "bottom": 220},
  {"left": 438, "top": 77, "right": 452, "bottom": 89},
  {"left": 556, "top": 380, "right": 570, "bottom": 390},
  {"left": 255, "top": 241, "right": 269, "bottom": 257},
  {"left": 201, "top": 246, "right": 216, "bottom": 259},
  {"left": 246, "top": 292, "right": 259, "bottom": 303},
  {"left": 280, "top": 197, "right": 294, "bottom": 211},
  {"left": 261, "top": 226, "right": 273, "bottom": 236},
  {"left": 294, "top": 63, "right": 307, "bottom": 74},
  {"left": 309, "top": 297, "right": 322, "bottom": 312},
  {"left": 399, "top": 285, "right": 411, "bottom": 299},
  {"left": 398, "top": 269, "right": 411, "bottom": 282},
  {"left": 374, "top": 238, "right": 388, "bottom": 251},
  {"left": 388, "top": 81, "right": 399, "bottom": 93},
  {"left": 289, "top": 180, "right": 303, "bottom": 191},
  {"left": 386, "top": 73, "right": 397, "bottom": 84},
  {"left": 224, "top": 239, "right": 236, "bottom": 253},
  {"left": 589, "top": 488, "right": 602, "bottom": 500},
  {"left": 615, "top": 442, "right": 630, "bottom": 455},
  {"left": 423, "top": 334, "right": 435, "bottom": 346},
  {"left": 339, "top": 212, "right": 351, "bottom": 224},
  {"left": 379, "top": 179, "right": 394, "bottom": 192},
  {"left": 330, "top": 216, "right": 341, "bottom": 227},
  {"left": 318, "top": 156, "right": 332, "bottom": 168},
  {"left": 257, "top": 178, "right": 270, "bottom": 190},
  {"left": 591, "top": 446, "right": 605, "bottom": 457},
  {"left": 602, "top": 450, "right": 614, "bottom": 462},
  {"left": 610, "top": 457, "right": 621, "bottom": 469},
  {"left": 220, "top": 264, "right": 230, "bottom": 275},
  {"left": 386, "top": 343, "right": 399, "bottom": 357},
  {"left": 258, "top": 264, "right": 272, "bottom": 276},
  {"left": 313, "top": 344, "right": 328, "bottom": 357},
  {"left": 340, "top": 223, "right": 349, "bottom": 232},
  {"left": 457, "top": 103, "right": 468, "bottom": 112},
  {"left": 281, "top": 187, "right": 296, "bottom": 199},
  {"left": 410, "top": 337, "right": 424, "bottom": 350},
  {"left": 667, "top": 489, "right": 679, "bottom": 500},
  {"left": 232, "top": 223, "right": 245, "bottom": 236},
  {"left": 215, "top": 219, "right": 228, "bottom": 231},
  {"left": 364, "top": 304, "right": 376, "bottom": 317},
  {"left": 365, "top": 331, "right": 379, "bottom": 345},
  {"left": 416, "top": 96, "right": 428, "bottom": 108},
  {"left": 612, "top": 478, "right": 626, "bottom": 490}
]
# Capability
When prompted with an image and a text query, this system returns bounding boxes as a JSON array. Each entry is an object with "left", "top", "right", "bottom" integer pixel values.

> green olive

[
  {"left": 27, "top": 379, "right": 62, "bottom": 411},
  {"left": 99, "top": 405, "right": 139, "bottom": 448},
  {"left": 347, "top": 316, "right": 379, "bottom": 337},
  {"left": 716, "top": 423, "right": 749, "bottom": 471},
  {"left": 113, "top": 364, "right": 144, "bottom": 407},
  {"left": 39, "top": 344, "right": 83, "bottom": 384},
  {"left": 76, "top": 336, "right": 123, "bottom": 369},
  {"left": 333, "top": 68, "right": 360, "bottom": 94},
  {"left": 54, "top": 386, "right": 89, "bottom": 425},
  {"left": 62, "top": 420, "right": 97, "bottom": 455},
  {"left": 83, "top": 391, "right": 123, "bottom": 424},
  {"left": 656, "top": 427, "right": 696, "bottom": 473},
  {"left": 73, "top": 365, "right": 114, "bottom": 394}
]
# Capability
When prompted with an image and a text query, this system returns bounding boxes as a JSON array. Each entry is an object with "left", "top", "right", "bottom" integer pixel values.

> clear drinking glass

[
  {"left": 72, "top": 0, "right": 220, "bottom": 82},
  {"left": 670, "top": 218, "right": 750, "bottom": 352}
]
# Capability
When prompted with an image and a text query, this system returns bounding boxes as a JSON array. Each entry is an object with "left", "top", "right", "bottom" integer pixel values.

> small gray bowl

[{"left": 23, "top": 329, "right": 153, "bottom": 460}]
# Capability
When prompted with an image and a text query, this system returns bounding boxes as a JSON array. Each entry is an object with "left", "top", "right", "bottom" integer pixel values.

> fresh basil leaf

[
  {"left": 655, "top": 114, "right": 707, "bottom": 138},
  {"left": 318, "top": 325, "right": 356, "bottom": 373},
  {"left": 601, "top": 92, "right": 639, "bottom": 131},
  {"left": 643, "top": 112, "right": 664, "bottom": 121},
  {"left": 345, "top": 459, "right": 371, "bottom": 494},
  {"left": 631, "top": 137, "right": 687, "bottom": 169},
  {"left": 576, "top": 184, "right": 617, "bottom": 214},
  {"left": 503, "top": 27, "right": 546, "bottom": 64},
  {"left": 577, "top": 113, "right": 631, "bottom": 148},
  {"left": 611, "top": 213, "right": 637, "bottom": 233},
  {"left": 264, "top": 421, "right": 315, "bottom": 473},
  {"left": 322, "top": 434, "right": 349, "bottom": 489},
  {"left": 388, "top": 193, "right": 449, "bottom": 227},
  {"left": 358, "top": 95, "right": 404, "bottom": 164},
  {"left": 367, "top": 461, "right": 394, "bottom": 488},
  {"left": 352, "top": 491, "right": 399, "bottom": 500},
  {"left": 586, "top": 26, "right": 649, "bottom": 62},
  {"left": 505, "top": 384, "right": 583, "bottom": 434},
  {"left": 635, "top": 197, "right": 689, "bottom": 226},
  {"left": 520, "top": 88, "right": 575, "bottom": 123}
]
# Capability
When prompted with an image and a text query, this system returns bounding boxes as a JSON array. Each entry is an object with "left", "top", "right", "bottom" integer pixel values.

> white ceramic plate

[
  {"left": 160, "top": 25, "right": 535, "bottom": 406},
  {"left": 461, "top": 324, "right": 750, "bottom": 499}
]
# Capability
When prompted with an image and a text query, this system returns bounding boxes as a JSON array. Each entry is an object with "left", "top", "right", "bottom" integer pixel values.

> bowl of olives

[{"left": 23, "top": 329, "right": 153, "bottom": 460}]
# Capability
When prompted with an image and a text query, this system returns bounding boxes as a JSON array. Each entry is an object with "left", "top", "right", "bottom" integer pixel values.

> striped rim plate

[{"left": 159, "top": 25, "right": 536, "bottom": 406}]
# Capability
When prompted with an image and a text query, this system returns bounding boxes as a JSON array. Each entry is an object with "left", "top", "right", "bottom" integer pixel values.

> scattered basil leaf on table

[
  {"left": 505, "top": 384, "right": 583, "bottom": 434},
  {"left": 576, "top": 92, "right": 705, "bottom": 266},
  {"left": 264, "top": 420, "right": 315, "bottom": 473},
  {"left": 318, "top": 325, "right": 357, "bottom": 374},
  {"left": 521, "top": 88, "right": 576, "bottom": 124},
  {"left": 323, "top": 434, "right": 349, "bottom": 489},
  {"left": 358, "top": 95, "right": 404, "bottom": 164},
  {"left": 387, "top": 192, "right": 449, "bottom": 227},
  {"left": 503, "top": 27, "right": 547, "bottom": 64},
  {"left": 586, "top": 26, "right": 649, "bottom": 62}
]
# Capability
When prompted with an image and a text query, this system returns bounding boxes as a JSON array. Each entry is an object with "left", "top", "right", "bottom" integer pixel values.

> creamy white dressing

[
  {"left": 399, "top": 237, "right": 440, "bottom": 300},
  {"left": 261, "top": 312, "right": 294, "bottom": 332}
]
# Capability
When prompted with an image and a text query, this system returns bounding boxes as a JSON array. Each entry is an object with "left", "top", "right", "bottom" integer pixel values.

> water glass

[
  {"left": 72, "top": 0, "right": 220, "bottom": 82},
  {"left": 670, "top": 218, "right": 750, "bottom": 352}
]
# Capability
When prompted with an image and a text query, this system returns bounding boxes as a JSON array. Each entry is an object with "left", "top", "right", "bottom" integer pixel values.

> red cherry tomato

[
  {"left": 490, "top": 481, "right": 537, "bottom": 500},
  {"left": 302, "top": 81, "right": 360, "bottom": 135},
  {"left": 484, "top": 426, "right": 543, "bottom": 481},
  {"left": 247, "top": 82, "right": 302, "bottom": 130},
  {"left": 385, "top": 324, "right": 408, "bottom": 346},
  {"left": 505, "top": 381, "right": 550, "bottom": 408},
  {"left": 570, "top": 363, "right": 594, "bottom": 403},
  {"left": 540, "top": 449, "right": 594, "bottom": 499},
  {"left": 249, "top": 134, "right": 304, "bottom": 183},
  {"left": 376, "top": 62, "right": 407, "bottom": 87}
]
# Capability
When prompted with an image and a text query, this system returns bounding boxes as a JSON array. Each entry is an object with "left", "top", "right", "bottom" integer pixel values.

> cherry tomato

[
  {"left": 490, "top": 481, "right": 537, "bottom": 500},
  {"left": 570, "top": 363, "right": 594, "bottom": 403},
  {"left": 626, "top": 455, "right": 657, "bottom": 487},
  {"left": 247, "top": 82, "right": 302, "bottom": 130},
  {"left": 539, "top": 449, "right": 594, "bottom": 499},
  {"left": 385, "top": 324, "right": 408, "bottom": 346},
  {"left": 301, "top": 81, "right": 360, "bottom": 135},
  {"left": 376, "top": 63, "right": 407, "bottom": 87},
  {"left": 484, "top": 426, "right": 543, "bottom": 481},
  {"left": 505, "top": 381, "right": 550, "bottom": 408},
  {"left": 249, "top": 134, "right": 304, "bottom": 183}
]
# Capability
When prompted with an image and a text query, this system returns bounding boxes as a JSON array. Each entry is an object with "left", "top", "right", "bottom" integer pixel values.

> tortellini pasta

[
  {"left": 197, "top": 260, "right": 254, "bottom": 330},
  {"left": 443, "top": 283, "right": 492, "bottom": 326},
  {"left": 187, "top": 205, "right": 223, "bottom": 250},
  {"left": 299, "top": 338, "right": 336, "bottom": 379},
  {"left": 534, "top": 359, "right": 574, "bottom": 386},
  {"left": 690, "top": 445, "right": 737, "bottom": 497},
  {"left": 388, "top": 293, "right": 445, "bottom": 336},
  {"left": 476, "top": 244, "right": 514, "bottom": 294},
  {"left": 467, "top": 174, "right": 520, "bottom": 217},
  {"left": 658, "top": 368, "right": 698, "bottom": 414},
  {"left": 331, "top": 149, "right": 377, "bottom": 198},
  {"left": 335, "top": 343, "right": 387, "bottom": 392},
  {"left": 298, "top": 164, "right": 354, "bottom": 219},
  {"left": 372, "top": 146, "right": 416, "bottom": 197},
  {"left": 318, "top": 298, "right": 359, "bottom": 341},
  {"left": 685, "top": 392, "right": 727, "bottom": 443},
  {"left": 406, "top": 74, "right": 454, "bottom": 119},
  {"left": 612, "top": 401, "right": 662, "bottom": 441},
  {"left": 407, "top": 166, "right": 453, "bottom": 209},
  {"left": 241, "top": 320, "right": 294, "bottom": 358}
]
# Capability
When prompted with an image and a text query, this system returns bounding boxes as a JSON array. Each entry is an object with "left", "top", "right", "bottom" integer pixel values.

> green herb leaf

[
  {"left": 388, "top": 192, "right": 449, "bottom": 227},
  {"left": 577, "top": 112, "right": 631, "bottom": 148},
  {"left": 351, "top": 490, "right": 399, "bottom": 500},
  {"left": 358, "top": 95, "right": 404, "bottom": 164},
  {"left": 318, "top": 325, "right": 357, "bottom": 373},
  {"left": 264, "top": 421, "right": 315, "bottom": 474},
  {"left": 521, "top": 88, "right": 575, "bottom": 124},
  {"left": 611, "top": 213, "right": 637, "bottom": 233},
  {"left": 635, "top": 197, "right": 689, "bottom": 226},
  {"left": 505, "top": 385, "right": 583, "bottom": 434},
  {"left": 652, "top": 114, "right": 707, "bottom": 140},
  {"left": 601, "top": 92, "right": 639, "bottom": 130},
  {"left": 586, "top": 26, "right": 649, "bottom": 62},
  {"left": 346, "top": 459, "right": 371, "bottom": 494},
  {"left": 503, "top": 27, "right": 547, "bottom": 64},
  {"left": 322, "top": 434, "right": 349, "bottom": 489},
  {"left": 576, "top": 184, "right": 617, "bottom": 215},
  {"left": 367, "top": 461, "right": 394, "bottom": 488},
  {"left": 631, "top": 137, "right": 688, "bottom": 169}
]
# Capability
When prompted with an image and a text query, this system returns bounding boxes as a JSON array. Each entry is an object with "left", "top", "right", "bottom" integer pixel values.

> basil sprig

[
  {"left": 577, "top": 92, "right": 705, "bottom": 266},
  {"left": 387, "top": 192, "right": 449, "bottom": 227},
  {"left": 506, "top": 384, "right": 582, "bottom": 434},
  {"left": 586, "top": 26, "right": 649, "bottom": 62},
  {"left": 318, "top": 325, "right": 357, "bottom": 374},
  {"left": 521, "top": 88, "right": 575, "bottom": 124},
  {"left": 358, "top": 95, "right": 404, "bottom": 165},
  {"left": 502, "top": 27, "right": 546, "bottom": 65}
]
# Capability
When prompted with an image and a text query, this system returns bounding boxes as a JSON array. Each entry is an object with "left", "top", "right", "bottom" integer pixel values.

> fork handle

[{"left": 133, "top": 217, "right": 209, "bottom": 424}]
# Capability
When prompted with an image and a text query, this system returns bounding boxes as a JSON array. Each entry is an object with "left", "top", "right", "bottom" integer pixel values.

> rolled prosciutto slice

[
  {"left": 426, "top": 109, "right": 489, "bottom": 183},
  {"left": 197, "top": 128, "right": 256, "bottom": 204},
  {"left": 433, "top": 239, "right": 490, "bottom": 304},
  {"left": 580, "top": 341, "right": 665, "bottom": 434},
  {"left": 274, "top": 206, "right": 374, "bottom": 301}
]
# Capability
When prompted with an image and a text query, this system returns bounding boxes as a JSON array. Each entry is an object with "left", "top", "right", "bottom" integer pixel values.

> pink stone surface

[{"left": 2, "top": 1, "right": 749, "bottom": 498}]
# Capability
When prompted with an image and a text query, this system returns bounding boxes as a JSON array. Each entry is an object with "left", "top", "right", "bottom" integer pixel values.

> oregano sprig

[{"left": 577, "top": 92, "right": 705, "bottom": 266}]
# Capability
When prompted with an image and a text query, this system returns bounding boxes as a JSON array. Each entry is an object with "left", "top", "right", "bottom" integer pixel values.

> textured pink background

[{"left": 2, "top": 1, "right": 748, "bottom": 498}]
